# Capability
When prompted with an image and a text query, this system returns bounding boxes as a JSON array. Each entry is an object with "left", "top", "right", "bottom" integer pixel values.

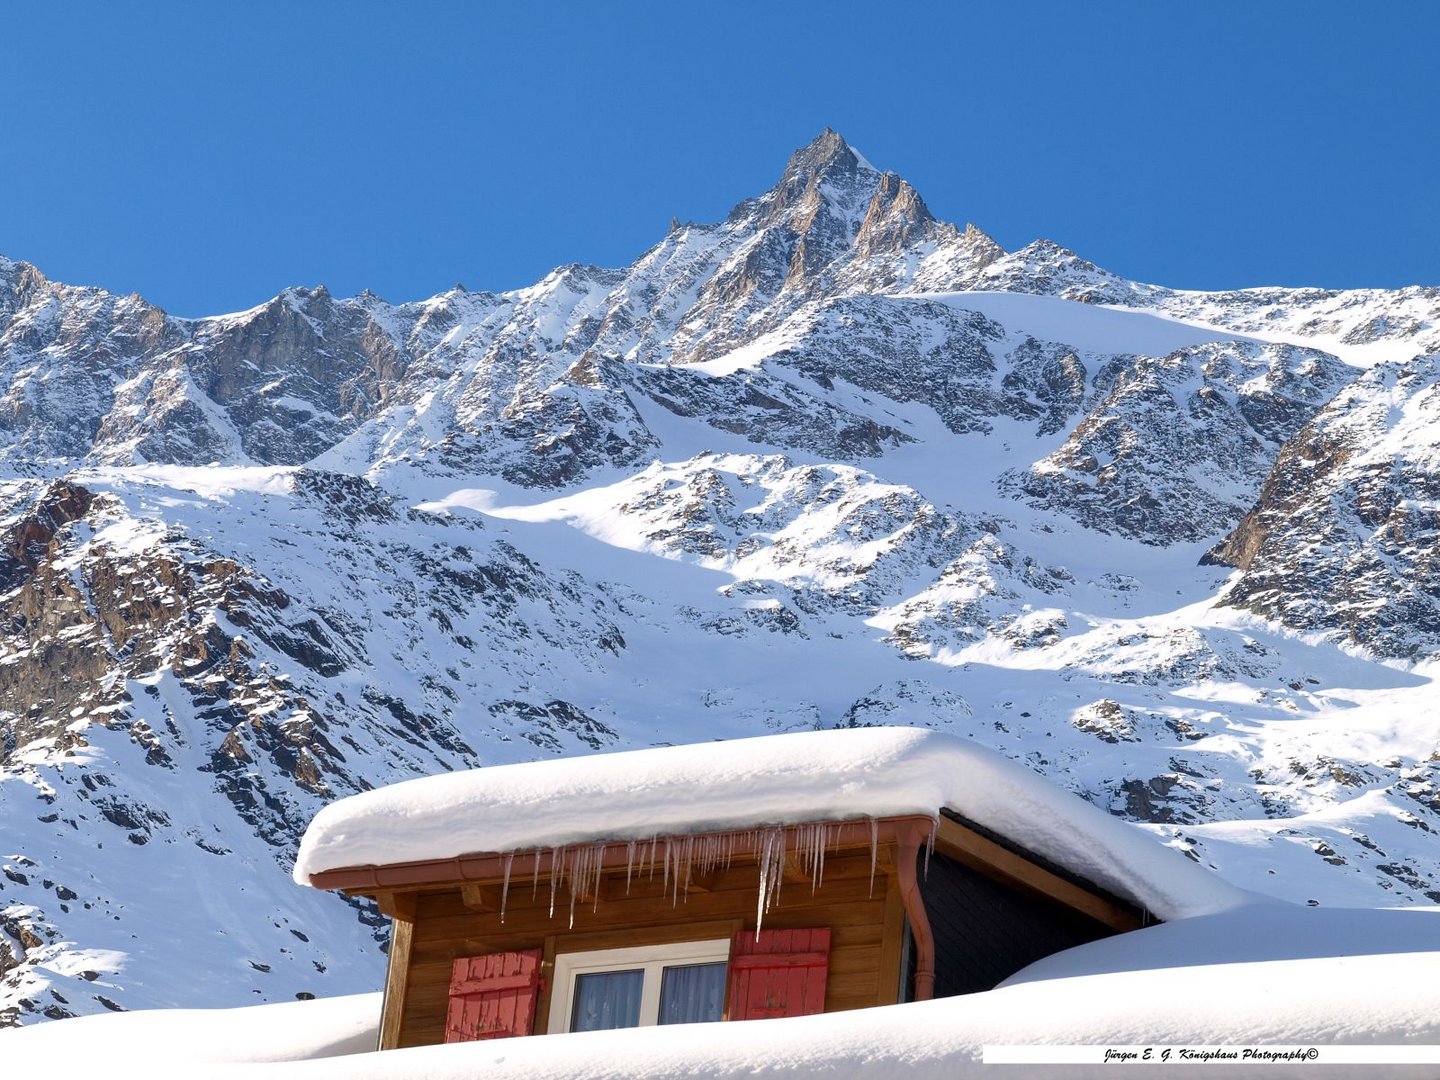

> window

[
  {"left": 547, "top": 938, "right": 732, "bottom": 1033},
  {"left": 445, "top": 929, "right": 832, "bottom": 1042}
]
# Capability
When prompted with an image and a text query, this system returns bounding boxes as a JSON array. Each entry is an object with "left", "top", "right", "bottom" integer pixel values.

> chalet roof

[{"left": 292, "top": 727, "right": 1253, "bottom": 921}]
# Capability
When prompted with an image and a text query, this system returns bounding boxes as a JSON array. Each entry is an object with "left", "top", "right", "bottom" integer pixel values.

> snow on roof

[{"left": 293, "top": 727, "right": 1251, "bottom": 921}]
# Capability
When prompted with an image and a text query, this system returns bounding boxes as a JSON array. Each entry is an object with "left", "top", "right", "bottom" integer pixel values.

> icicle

[
  {"left": 804, "top": 824, "right": 813, "bottom": 894},
  {"left": 924, "top": 818, "right": 937, "bottom": 878},
  {"left": 795, "top": 821, "right": 822, "bottom": 896},
  {"left": 777, "top": 828, "right": 787, "bottom": 897},
  {"left": 814, "top": 822, "right": 828, "bottom": 892},
  {"left": 567, "top": 845, "right": 581, "bottom": 928},
  {"left": 625, "top": 840, "right": 637, "bottom": 895},
  {"left": 868, "top": 817, "right": 879, "bottom": 898},
  {"left": 675, "top": 834, "right": 692, "bottom": 906},
  {"left": 592, "top": 841, "right": 604, "bottom": 914},
  {"left": 567, "top": 852, "right": 578, "bottom": 927},
  {"left": 532, "top": 848, "right": 542, "bottom": 899},
  {"left": 813, "top": 824, "right": 821, "bottom": 882},
  {"left": 755, "top": 828, "right": 774, "bottom": 936},
  {"left": 682, "top": 835, "right": 690, "bottom": 903},
  {"left": 567, "top": 846, "right": 580, "bottom": 928},
  {"left": 750, "top": 824, "right": 792, "bottom": 938},
  {"left": 668, "top": 837, "right": 678, "bottom": 906},
  {"left": 549, "top": 846, "right": 563, "bottom": 919},
  {"left": 500, "top": 852, "right": 515, "bottom": 924}
]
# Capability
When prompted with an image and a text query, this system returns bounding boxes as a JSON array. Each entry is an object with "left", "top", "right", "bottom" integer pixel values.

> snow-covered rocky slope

[{"left": 4, "top": 130, "right": 1440, "bottom": 1025}]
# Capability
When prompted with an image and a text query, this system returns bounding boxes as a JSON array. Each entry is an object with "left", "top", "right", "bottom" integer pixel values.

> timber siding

[
  {"left": 387, "top": 844, "right": 907, "bottom": 1048},
  {"left": 321, "top": 813, "right": 1153, "bottom": 1049}
]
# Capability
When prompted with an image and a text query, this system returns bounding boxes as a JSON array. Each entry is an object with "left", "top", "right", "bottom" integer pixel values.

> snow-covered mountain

[{"left": 4, "top": 129, "right": 1440, "bottom": 1026}]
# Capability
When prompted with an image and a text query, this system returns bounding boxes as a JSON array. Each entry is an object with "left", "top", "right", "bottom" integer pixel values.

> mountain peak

[
  {"left": 727, "top": 129, "right": 884, "bottom": 235},
  {"left": 785, "top": 128, "right": 873, "bottom": 178},
  {"left": 772, "top": 129, "right": 877, "bottom": 204}
]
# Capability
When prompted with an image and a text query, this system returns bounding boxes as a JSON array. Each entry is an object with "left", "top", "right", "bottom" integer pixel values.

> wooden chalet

[{"left": 294, "top": 729, "right": 1168, "bottom": 1050}]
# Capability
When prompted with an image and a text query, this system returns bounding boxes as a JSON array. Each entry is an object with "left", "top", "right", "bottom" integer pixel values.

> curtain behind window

[
  {"left": 572, "top": 969, "right": 644, "bottom": 1031},
  {"left": 658, "top": 961, "right": 727, "bottom": 1025}
]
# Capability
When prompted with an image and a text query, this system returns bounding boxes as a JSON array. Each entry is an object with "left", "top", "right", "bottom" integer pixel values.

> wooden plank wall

[{"left": 390, "top": 846, "right": 905, "bottom": 1048}]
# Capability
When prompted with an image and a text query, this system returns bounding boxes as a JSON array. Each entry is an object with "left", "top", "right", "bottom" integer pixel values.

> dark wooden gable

[
  {"left": 920, "top": 850, "right": 1119, "bottom": 995},
  {"left": 919, "top": 809, "right": 1151, "bottom": 997}
]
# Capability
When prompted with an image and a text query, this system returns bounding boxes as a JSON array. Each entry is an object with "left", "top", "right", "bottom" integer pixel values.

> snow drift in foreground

[
  {"left": 5, "top": 906, "right": 1440, "bottom": 1079},
  {"left": 292, "top": 727, "right": 1250, "bottom": 921},
  {"left": 0, "top": 992, "right": 378, "bottom": 1068}
]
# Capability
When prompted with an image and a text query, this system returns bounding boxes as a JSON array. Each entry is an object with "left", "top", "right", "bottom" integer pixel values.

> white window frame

[{"left": 548, "top": 938, "right": 731, "bottom": 1033}]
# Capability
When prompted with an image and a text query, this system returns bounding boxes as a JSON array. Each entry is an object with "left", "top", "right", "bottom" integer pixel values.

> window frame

[{"left": 547, "top": 938, "right": 732, "bottom": 1033}]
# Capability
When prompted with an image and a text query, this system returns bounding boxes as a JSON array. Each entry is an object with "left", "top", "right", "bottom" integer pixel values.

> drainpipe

[{"left": 893, "top": 820, "right": 936, "bottom": 1001}]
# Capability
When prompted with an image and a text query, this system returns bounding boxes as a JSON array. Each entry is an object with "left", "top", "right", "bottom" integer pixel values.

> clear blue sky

[{"left": 3, "top": 2, "right": 1436, "bottom": 317}]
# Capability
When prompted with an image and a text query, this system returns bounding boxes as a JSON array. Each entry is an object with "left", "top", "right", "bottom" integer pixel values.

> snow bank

[
  {"left": 13, "top": 910, "right": 1440, "bottom": 1079},
  {"left": 0, "top": 993, "right": 379, "bottom": 1070},
  {"left": 294, "top": 727, "right": 1249, "bottom": 921},
  {"left": 1003, "top": 903, "right": 1440, "bottom": 985},
  {"left": 258, "top": 944, "right": 1440, "bottom": 1080}
]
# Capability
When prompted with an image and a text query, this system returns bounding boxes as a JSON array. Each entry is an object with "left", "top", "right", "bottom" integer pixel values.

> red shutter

[
  {"left": 445, "top": 948, "right": 544, "bottom": 1042},
  {"left": 726, "top": 928, "right": 831, "bottom": 1021}
]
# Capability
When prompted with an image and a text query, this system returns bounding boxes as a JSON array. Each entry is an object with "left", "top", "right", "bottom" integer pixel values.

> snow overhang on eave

[{"left": 303, "top": 814, "right": 939, "bottom": 893}]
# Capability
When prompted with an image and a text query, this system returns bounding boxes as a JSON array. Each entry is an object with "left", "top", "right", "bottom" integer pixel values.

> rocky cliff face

[
  {"left": 1008, "top": 342, "right": 1353, "bottom": 544},
  {"left": 4, "top": 131, "right": 1440, "bottom": 1026},
  {"left": 1206, "top": 354, "right": 1440, "bottom": 658}
]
